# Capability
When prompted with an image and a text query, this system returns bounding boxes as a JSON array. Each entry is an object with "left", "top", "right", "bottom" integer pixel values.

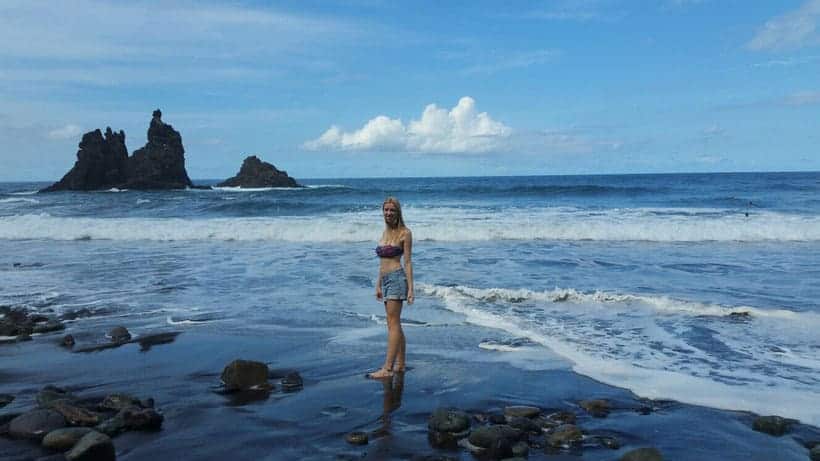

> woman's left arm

[{"left": 404, "top": 229, "right": 414, "bottom": 305}]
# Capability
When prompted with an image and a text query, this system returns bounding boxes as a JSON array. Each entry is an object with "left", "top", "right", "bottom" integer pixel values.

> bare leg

[{"left": 369, "top": 299, "right": 404, "bottom": 379}]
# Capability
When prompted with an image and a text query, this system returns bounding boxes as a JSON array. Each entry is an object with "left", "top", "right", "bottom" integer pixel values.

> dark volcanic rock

[
  {"left": 217, "top": 155, "right": 301, "bottom": 188},
  {"left": 126, "top": 109, "right": 192, "bottom": 189},
  {"left": 220, "top": 359, "right": 270, "bottom": 391},
  {"left": 41, "top": 128, "right": 128, "bottom": 192},
  {"left": 42, "top": 427, "right": 94, "bottom": 451},
  {"left": 8, "top": 409, "right": 67, "bottom": 440},
  {"left": 65, "top": 430, "right": 115, "bottom": 461},
  {"left": 108, "top": 326, "right": 131, "bottom": 343},
  {"left": 345, "top": 431, "right": 368, "bottom": 445},
  {"left": 42, "top": 109, "right": 193, "bottom": 192},
  {"left": 0, "top": 393, "right": 14, "bottom": 407},
  {"left": 752, "top": 415, "right": 792, "bottom": 436}
]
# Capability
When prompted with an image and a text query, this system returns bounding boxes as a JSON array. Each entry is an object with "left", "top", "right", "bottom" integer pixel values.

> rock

[
  {"left": 61, "top": 334, "right": 76, "bottom": 347},
  {"left": 32, "top": 320, "right": 65, "bottom": 334},
  {"left": 580, "top": 399, "right": 611, "bottom": 417},
  {"left": 217, "top": 155, "right": 301, "bottom": 188},
  {"left": 65, "top": 431, "right": 115, "bottom": 461},
  {"left": 428, "top": 408, "right": 471, "bottom": 448},
  {"left": 752, "top": 415, "right": 792, "bottom": 436},
  {"left": 42, "top": 110, "right": 194, "bottom": 192},
  {"left": 504, "top": 405, "right": 541, "bottom": 419},
  {"left": 140, "top": 398, "right": 155, "bottom": 409},
  {"left": 51, "top": 401, "right": 102, "bottom": 426},
  {"left": 507, "top": 416, "right": 541, "bottom": 434},
  {"left": 0, "top": 393, "right": 13, "bottom": 407},
  {"left": 119, "top": 406, "right": 163, "bottom": 431},
  {"left": 100, "top": 394, "right": 140, "bottom": 412},
  {"left": 40, "top": 128, "right": 129, "bottom": 192},
  {"left": 108, "top": 326, "right": 131, "bottom": 343},
  {"left": 596, "top": 435, "right": 621, "bottom": 449},
  {"left": 547, "top": 424, "right": 583, "bottom": 448},
  {"left": 42, "top": 427, "right": 94, "bottom": 451},
  {"left": 125, "top": 109, "right": 193, "bottom": 190},
  {"left": 220, "top": 359, "right": 270, "bottom": 391},
  {"left": 16, "top": 333, "right": 32, "bottom": 341},
  {"left": 281, "top": 372, "right": 303, "bottom": 391},
  {"left": 8, "top": 409, "right": 67, "bottom": 440},
  {"left": 811, "top": 445, "right": 820, "bottom": 461},
  {"left": 488, "top": 413, "right": 507, "bottom": 424},
  {"left": 468, "top": 425, "right": 523, "bottom": 449},
  {"left": 511, "top": 440, "right": 529, "bottom": 457},
  {"left": 546, "top": 410, "right": 576, "bottom": 425},
  {"left": 37, "top": 385, "right": 77, "bottom": 408},
  {"left": 621, "top": 447, "right": 664, "bottom": 461},
  {"left": 94, "top": 415, "right": 127, "bottom": 437},
  {"left": 345, "top": 431, "right": 368, "bottom": 445}
]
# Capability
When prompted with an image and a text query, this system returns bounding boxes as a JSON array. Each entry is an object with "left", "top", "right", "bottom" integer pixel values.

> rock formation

[
  {"left": 217, "top": 155, "right": 301, "bottom": 188},
  {"left": 41, "top": 110, "right": 193, "bottom": 191},
  {"left": 40, "top": 128, "right": 128, "bottom": 192}
]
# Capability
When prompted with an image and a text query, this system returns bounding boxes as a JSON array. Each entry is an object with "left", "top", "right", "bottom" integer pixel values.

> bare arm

[{"left": 403, "top": 229, "right": 414, "bottom": 305}]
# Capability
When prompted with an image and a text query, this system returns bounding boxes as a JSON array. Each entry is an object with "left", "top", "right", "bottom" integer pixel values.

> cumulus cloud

[
  {"left": 747, "top": 0, "right": 820, "bottom": 51},
  {"left": 303, "top": 97, "right": 512, "bottom": 154},
  {"left": 47, "top": 124, "right": 82, "bottom": 140}
]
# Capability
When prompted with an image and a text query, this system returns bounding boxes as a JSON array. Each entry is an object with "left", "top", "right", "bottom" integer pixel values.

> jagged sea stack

[
  {"left": 217, "top": 155, "right": 301, "bottom": 188},
  {"left": 124, "top": 109, "right": 192, "bottom": 189},
  {"left": 41, "top": 109, "right": 193, "bottom": 191},
  {"left": 40, "top": 128, "right": 129, "bottom": 192}
]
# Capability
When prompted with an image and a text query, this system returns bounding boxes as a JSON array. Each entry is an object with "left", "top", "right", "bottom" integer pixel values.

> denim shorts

[{"left": 381, "top": 268, "right": 407, "bottom": 301}]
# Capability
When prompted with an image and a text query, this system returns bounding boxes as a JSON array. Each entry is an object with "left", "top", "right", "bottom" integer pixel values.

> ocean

[{"left": 1, "top": 171, "right": 819, "bottom": 435}]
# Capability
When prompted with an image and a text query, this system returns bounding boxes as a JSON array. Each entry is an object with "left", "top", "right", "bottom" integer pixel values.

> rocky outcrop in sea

[
  {"left": 217, "top": 155, "right": 301, "bottom": 188},
  {"left": 41, "top": 110, "right": 193, "bottom": 192}
]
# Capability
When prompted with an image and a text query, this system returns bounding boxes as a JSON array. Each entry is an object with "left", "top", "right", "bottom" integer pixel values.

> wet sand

[{"left": 1, "top": 329, "right": 818, "bottom": 460}]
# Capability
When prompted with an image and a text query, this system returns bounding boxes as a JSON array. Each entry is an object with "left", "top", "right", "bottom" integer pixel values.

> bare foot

[{"left": 366, "top": 368, "right": 393, "bottom": 379}]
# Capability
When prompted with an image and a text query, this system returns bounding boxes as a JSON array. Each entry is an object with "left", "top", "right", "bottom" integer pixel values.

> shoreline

[{"left": 2, "top": 329, "right": 818, "bottom": 460}]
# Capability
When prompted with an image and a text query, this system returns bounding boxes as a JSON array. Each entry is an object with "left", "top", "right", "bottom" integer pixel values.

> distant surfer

[{"left": 368, "top": 197, "right": 414, "bottom": 379}]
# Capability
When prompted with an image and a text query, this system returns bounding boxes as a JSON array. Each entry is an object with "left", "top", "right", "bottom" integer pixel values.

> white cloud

[
  {"left": 747, "top": 0, "right": 820, "bottom": 51},
  {"left": 47, "top": 124, "right": 83, "bottom": 140},
  {"left": 303, "top": 97, "right": 512, "bottom": 154}
]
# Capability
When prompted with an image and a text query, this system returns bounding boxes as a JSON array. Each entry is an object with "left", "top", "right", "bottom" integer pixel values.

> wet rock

[
  {"left": 37, "top": 385, "right": 77, "bottom": 408},
  {"left": 811, "top": 445, "right": 820, "bottom": 461},
  {"left": 595, "top": 435, "right": 621, "bottom": 449},
  {"left": 621, "top": 447, "right": 663, "bottom": 461},
  {"left": 752, "top": 415, "right": 793, "bottom": 436},
  {"left": 119, "top": 406, "right": 163, "bottom": 431},
  {"left": 579, "top": 399, "right": 611, "bottom": 418},
  {"left": 32, "top": 320, "right": 65, "bottom": 334},
  {"left": 8, "top": 409, "right": 67, "bottom": 440},
  {"left": 488, "top": 413, "right": 507, "bottom": 424},
  {"left": 504, "top": 405, "right": 541, "bottom": 419},
  {"left": 0, "top": 393, "right": 14, "bottom": 407},
  {"left": 140, "top": 398, "right": 155, "bottom": 409},
  {"left": 100, "top": 394, "right": 141, "bottom": 412},
  {"left": 108, "top": 326, "right": 131, "bottom": 343},
  {"left": 65, "top": 430, "right": 115, "bottom": 461},
  {"left": 345, "top": 431, "right": 368, "bottom": 445},
  {"left": 546, "top": 410, "right": 576, "bottom": 425},
  {"left": 468, "top": 425, "right": 523, "bottom": 449},
  {"left": 508, "top": 416, "right": 542, "bottom": 434},
  {"left": 221, "top": 359, "right": 270, "bottom": 391},
  {"left": 547, "top": 424, "right": 583, "bottom": 448},
  {"left": 51, "top": 401, "right": 102, "bottom": 426},
  {"left": 281, "top": 372, "right": 303, "bottom": 391},
  {"left": 137, "top": 332, "right": 180, "bottom": 351},
  {"left": 61, "top": 335, "right": 75, "bottom": 348},
  {"left": 17, "top": 333, "right": 32, "bottom": 341},
  {"left": 428, "top": 408, "right": 470, "bottom": 447},
  {"left": 42, "top": 427, "right": 94, "bottom": 451},
  {"left": 94, "top": 414, "right": 127, "bottom": 437},
  {"left": 511, "top": 440, "right": 529, "bottom": 457}
]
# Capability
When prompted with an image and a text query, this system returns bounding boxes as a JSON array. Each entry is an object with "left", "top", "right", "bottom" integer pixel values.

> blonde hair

[{"left": 382, "top": 196, "right": 406, "bottom": 230}]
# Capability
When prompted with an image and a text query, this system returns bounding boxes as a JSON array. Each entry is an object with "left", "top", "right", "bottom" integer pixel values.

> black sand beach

[{"left": 2, "top": 326, "right": 818, "bottom": 460}]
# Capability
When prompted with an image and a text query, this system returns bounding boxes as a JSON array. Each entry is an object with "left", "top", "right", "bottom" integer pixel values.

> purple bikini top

[{"left": 376, "top": 244, "right": 403, "bottom": 258}]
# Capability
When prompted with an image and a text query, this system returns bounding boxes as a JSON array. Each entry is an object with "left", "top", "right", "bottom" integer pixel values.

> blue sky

[{"left": 1, "top": 0, "right": 819, "bottom": 180}]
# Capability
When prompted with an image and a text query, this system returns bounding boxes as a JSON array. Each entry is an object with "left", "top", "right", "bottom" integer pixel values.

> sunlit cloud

[
  {"left": 303, "top": 97, "right": 512, "bottom": 154},
  {"left": 47, "top": 124, "right": 83, "bottom": 140}
]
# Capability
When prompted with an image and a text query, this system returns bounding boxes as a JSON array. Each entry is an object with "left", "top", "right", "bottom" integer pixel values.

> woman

[{"left": 368, "top": 197, "right": 414, "bottom": 379}]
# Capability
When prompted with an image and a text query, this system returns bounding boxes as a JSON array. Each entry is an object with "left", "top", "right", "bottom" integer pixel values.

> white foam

[
  {"left": 421, "top": 282, "right": 820, "bottom": 425},
  {"left": 2, "top": 207, "right": 819, "bottom": 242},
  {"left": 136, "top": 199, "right": 151, "bottom": 205},
  {"left": 9, "top": 190, "right": 38, "bottom": 195},
  {"left": 0, "top": 198, "right": 38, "bottom": 204}
]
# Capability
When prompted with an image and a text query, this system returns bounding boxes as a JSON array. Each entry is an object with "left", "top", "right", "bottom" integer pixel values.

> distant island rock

[
  {"left": 41, "top": 110, "right": 193, "bottom": 192},
  {"left": 217, "top": 155, "right": 301, "bottom": 188}
]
